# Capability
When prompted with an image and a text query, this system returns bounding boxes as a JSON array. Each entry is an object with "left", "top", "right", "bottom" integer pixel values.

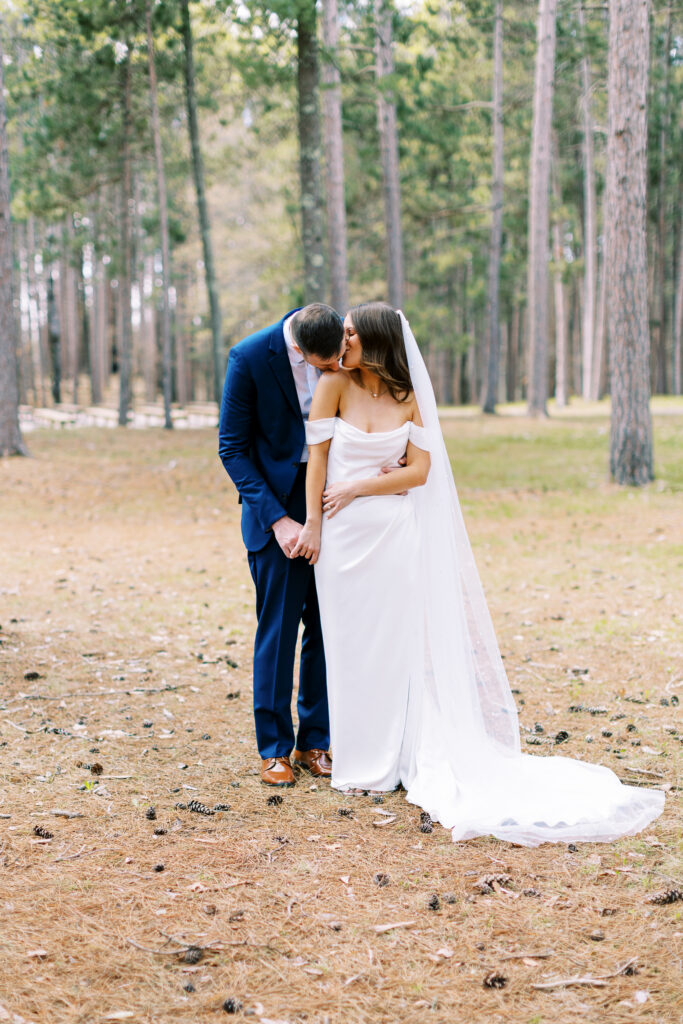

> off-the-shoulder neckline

[{"left": 310, "top": 416, "right": 414, "bottom": 437}]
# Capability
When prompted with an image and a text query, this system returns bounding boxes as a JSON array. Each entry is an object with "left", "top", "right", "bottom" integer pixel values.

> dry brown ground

[{"left": 0, "top": 413, "right": 681, "bottom": 1024}]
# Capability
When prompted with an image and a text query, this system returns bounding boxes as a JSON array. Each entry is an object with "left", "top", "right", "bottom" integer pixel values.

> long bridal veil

[{"left": 399, "top": 312, "right": 665, "bottom": 846}]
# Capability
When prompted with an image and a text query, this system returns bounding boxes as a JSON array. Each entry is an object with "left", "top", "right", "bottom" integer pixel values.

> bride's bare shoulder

[
  {"left": 310, "top": 369, "right": 346, "bottom": 417},
  {"left": 407, "top": 392, "right": 424, "bottom": 426},
  {"left": 317, "top": 370, "right": 348, "bottom": 397}
]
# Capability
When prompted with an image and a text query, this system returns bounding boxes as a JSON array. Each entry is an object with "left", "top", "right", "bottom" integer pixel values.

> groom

[{"left": 219, "top": 305, "right": 346, "bottom": 787}]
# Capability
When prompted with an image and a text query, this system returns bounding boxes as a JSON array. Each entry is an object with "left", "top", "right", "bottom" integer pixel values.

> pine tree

[{"left": 606, "top": 0, "right": 653, "bottom": 485}]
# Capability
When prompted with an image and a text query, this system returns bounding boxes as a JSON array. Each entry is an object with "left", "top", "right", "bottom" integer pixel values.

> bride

[{"left": 292, "top": 302, "right": 665, "bottom": 846}]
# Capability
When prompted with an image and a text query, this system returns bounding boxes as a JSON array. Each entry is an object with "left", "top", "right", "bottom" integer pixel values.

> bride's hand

[
  {"left": 322, "top": 482, "right": 358, "bottom": 519},
  {"left": 291, "top": 520, "right": 322, "bottom": 564}
]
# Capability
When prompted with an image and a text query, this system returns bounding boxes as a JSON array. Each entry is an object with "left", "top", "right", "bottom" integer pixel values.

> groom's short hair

[{"left": 291, "top": 304, "right": 344, "bottom": 359}]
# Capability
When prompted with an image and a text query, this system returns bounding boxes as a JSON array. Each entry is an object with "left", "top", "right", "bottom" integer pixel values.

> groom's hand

[
  {"left": 271, "top": 515, "right": 303, "bottom": 558},
  {"left": 378, "top": 455, "right": 408, "bottom": 495}
]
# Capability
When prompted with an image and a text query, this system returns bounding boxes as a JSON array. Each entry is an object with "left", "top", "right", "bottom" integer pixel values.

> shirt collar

[{"left": 283, "top": 314, "right": 304, "bottom": 364}]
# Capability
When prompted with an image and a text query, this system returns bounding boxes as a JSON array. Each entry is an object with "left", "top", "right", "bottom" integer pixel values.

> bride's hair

[{"left": 347, "top": 302, "right": 413, "bottom": 402}]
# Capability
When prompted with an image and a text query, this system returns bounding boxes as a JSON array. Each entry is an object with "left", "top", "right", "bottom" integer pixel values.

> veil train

[{"left": 399, "top": 312, "right": 665, "bottom": 846}]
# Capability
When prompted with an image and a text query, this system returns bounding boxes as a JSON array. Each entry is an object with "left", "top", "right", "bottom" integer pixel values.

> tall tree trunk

[
  {"left": 180, "top": 0, "right": 223, "bottom": 403},
  {"left": 0, "top": 35, "right": 26, "bottom": 456},
  {"left": 375, "top": 0, "right": 404, "bottom": 309},
  {"left": 591, "top": 241, "right": 607, "bottom": 398},
  {"left": 481, "top": 0, "right": 504, "bottom": 414},
  {"left": 147, "top": 0, "right": 173, "bottom": 428},
  {"left": 674, "top": 219, "right": 683, "bottom": 395},
  {"left": 20, "top": 223, "right": 37, "bottom": 404},
  {"left": 321, "top": 0, "right": 349, "bottom": 312},
  {"left": 118, "top": 50, "right": 133, "bottom": 427},
  {"left": 47, "top": 274, "right": 61, "bottom": 405},
  {"left": 26, "top": 217, "right": 46, "bottom": 405},
  {"left": 653, "top": 2, "right": 671, "bottom": 395},
  {"left": 64, "top": 215, "right": 79, "bottom": 404},
  {"left": 297, "top": 0, "right": 326, "bottom": 304},
  {"left": 578, "top": 1, "right": 598, "bottom": 400},
  {"left": 606, "top": 0, "right": 653, "bottom": 485},
  {"left": 175, "top": 265, "right": 190, "bottom": 405},
  {"left": 91, "top": 252, "right": 104, "bottom": 406},
  {"left": 78, "top": 242, "right": 90, "bottom": 398},
  {"left": 552, "top": 165, "right": 568, "bottom": 407},
  {"left": 526, "top": 0, "right": 557, "bottom": 417}
]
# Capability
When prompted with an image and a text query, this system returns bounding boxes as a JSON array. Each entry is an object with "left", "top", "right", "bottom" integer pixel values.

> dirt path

[{"left": 0, "top": 417, "right": 681, "bottom": 1023}]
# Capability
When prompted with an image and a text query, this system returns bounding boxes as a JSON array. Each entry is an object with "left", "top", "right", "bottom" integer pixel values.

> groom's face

[{"left": 293, "top": 342, "right": 346, "bottom": 373}]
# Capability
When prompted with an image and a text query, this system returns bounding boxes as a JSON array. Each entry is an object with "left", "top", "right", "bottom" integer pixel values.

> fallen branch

[
  {"left": 53, "top": 846, "right": 100, "bottom": 863},
  {"left": 372, "top": 920, "right": 416, "bottom": 934},
  {"left": 532, "top": 957, "right": 638, "bottom": 991},
  {"left": 11, "top": 683, "right": 192, "bottom": 702},
  {"left": 500, "top": 949, "right": 553, "bottom": 961}
]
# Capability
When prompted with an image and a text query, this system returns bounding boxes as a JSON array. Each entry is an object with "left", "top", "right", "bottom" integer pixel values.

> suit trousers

[{"left": 247, "top": 465, "right": 329, "bottom": 759}]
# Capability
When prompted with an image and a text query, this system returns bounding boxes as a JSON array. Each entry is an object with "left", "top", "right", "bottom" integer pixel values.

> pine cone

[
  {"left": 183, "top": 946, "right": 203, "bottom": 964},
  {"left": 187, "top": 799, "right": 215, "bottom": 816},
  {"left": 223, "top": 998, "right": 242, "bottom": 1014},
  {"left": 338, "top": 807, "right": 353, "bottom": 817},
  {"left": 213, "top": 803, "right": 231, "bottom": 812},
  {"left": 478, "top": 874, "right": 512, "bottom": 888},
  {"left": 419, "top": 821, "right": 433, "bottom": 834},
  {"left": 427, "top": 893, "right": 441, "bottom": 911},
  {"left": 647, "top": 889, "right": 683, "bottom": 905},
  {"left": 33, "top": 825, "right": 54, "bottom": 839},
  {"left": 145, "top": 807, "right": 157, "bottom": 820},
  {"left": 483, "top": 972, "right": 507, "bottom": 989}
]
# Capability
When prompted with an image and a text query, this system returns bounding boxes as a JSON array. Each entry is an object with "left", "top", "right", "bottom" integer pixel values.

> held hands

[
  {"left": 272, "top": 516, "right": 304, "bottom": 559},
  {"left": 290, "top": 520, "right": 322, "bottom": 564},
  {"left": 322, "top": 481, "right": 358, "bottom": 519}
]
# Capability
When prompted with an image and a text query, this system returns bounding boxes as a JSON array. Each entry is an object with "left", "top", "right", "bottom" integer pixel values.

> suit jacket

[{"left": 219, "top": 309, "right": 306, "bottom": 552}]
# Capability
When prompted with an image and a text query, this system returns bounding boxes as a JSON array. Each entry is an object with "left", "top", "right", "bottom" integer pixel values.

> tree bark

[
  {"left": 47, "top": 274, "right": 61, "bottom": 407},
  {"left": 578, "top": 2, "right": 598, "bottom": 400},
  {"left": 0, "top": 33, "right": 26, "bottom": 456},
  {"left": 652, "top": 2, "right": 671, "bottom": 395},
  {"left": 147, "top": 0, "right": 173, "bottom": 428},
  {"left": 606, "top": 0, "right": 653, "bottom": 485},
  {"left": 321, "top": 0, "right": 349, "bottom": 313},
  {"left": 526, "top": 0, "right": 557, "bottom": 417},
  {"left": 118, "top": 49, "right": 133, "bottom": 427},
  {"left": 481, "top": 0, "right": 504, "bottom": 414},
  {"left": 674, "top": 219, "right": 683, "bottom": 395},
  {"left": 297, "top": 0, "right": 326, "bottom": 304},
  {"left": 180, "top": 0, "right": 223, "bottom": 403},
  {"left": 375, "top": 0, "right": 404, "bottom": 309},
  {"left": 552, "top": 160, "right": 568, "bottom": 407},
  {"left": 64, "top": 215, "right": 80, "bottom": 404}
]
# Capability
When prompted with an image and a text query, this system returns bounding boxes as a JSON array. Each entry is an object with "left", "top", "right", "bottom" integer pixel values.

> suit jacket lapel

[{"left": 268, "top": 314, "right": 303, "bottom": 422}]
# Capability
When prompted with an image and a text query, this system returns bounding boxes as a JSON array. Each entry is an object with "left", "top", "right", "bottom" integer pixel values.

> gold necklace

[{"left": 359, "top": 374, "right": 386, "bottom": 399}]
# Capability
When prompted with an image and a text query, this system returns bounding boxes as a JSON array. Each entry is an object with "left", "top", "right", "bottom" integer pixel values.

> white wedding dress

[{"left": 305, "top": 316, "right": 665, "bottom": 846}]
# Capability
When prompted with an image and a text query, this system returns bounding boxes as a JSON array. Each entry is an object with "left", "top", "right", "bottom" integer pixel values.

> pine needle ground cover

[{"left": 1, "top": 406, "right": 681, "bottom": 1024}]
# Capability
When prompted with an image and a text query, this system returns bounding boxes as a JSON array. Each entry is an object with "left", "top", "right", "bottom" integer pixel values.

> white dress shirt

[{"left": 283, "top": 314, "right": 321, "bottom": 463}]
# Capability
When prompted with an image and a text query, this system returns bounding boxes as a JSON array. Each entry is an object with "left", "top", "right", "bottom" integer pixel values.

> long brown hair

[{"left": 347, "top": 302, "right": 413, "bottom": 403}]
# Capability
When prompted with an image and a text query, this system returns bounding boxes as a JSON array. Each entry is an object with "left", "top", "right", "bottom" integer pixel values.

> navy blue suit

[{"left": 218, "top": 311, "right": 329, "bottom": 759}]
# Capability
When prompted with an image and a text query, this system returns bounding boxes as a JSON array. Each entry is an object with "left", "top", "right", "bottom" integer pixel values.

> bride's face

[{"left": 341, "top": 315, "right": 363, "bottom": 369}]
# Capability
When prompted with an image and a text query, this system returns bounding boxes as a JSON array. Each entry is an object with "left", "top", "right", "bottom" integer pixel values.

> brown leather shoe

[
  {"left": 293, "top": 748, "right": 332, "bottom": 778},
  {"left": 261, "top": 756, "right": 295, "bottom": 787}
]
